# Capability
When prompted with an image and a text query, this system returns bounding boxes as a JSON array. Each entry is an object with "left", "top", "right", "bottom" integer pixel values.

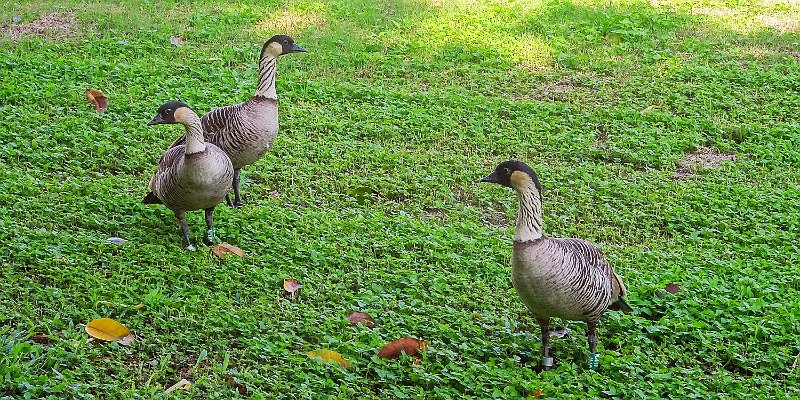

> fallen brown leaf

[
  {"left": 226, "top": 376, "right": 247, "bottom": 395},
  {"left": 378, "top": 337, "right": 428, "bottom": 359},
  {"left": 85, "top": 88, "right": 108, "bottom": 112},
  {"left": 665, "top": 283, "right": 681, "bottom": 294},
  {"left": 212, "top": 243, "right": 244, "bottom": 258},
  {"left": 30, "top": 334, "right": 51, "bottom": 345},
  {"left": 347, "top": 311, "right": 375, "bottom": 328},
  {"left": 170, "top": 36, "right": 186, "bottom": 46}
]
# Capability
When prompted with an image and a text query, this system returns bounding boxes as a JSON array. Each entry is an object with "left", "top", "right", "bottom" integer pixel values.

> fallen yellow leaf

[
  {"left": 85, "top": 318, "right": 132, "bottom": 344},
  {"left": 307, "top": 349, "right": 351, "bottom": 368}
]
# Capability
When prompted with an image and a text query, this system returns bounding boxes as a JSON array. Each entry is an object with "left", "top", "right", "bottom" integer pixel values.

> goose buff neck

[
  {"left": 174, "top": 107, "right": 206, "bottom": 155},
  {"left": 255, "top": 43, "right": 280, "bottom": 99},
  {"left": 510, "top": 171, "right": 544, "bottom": 242}
]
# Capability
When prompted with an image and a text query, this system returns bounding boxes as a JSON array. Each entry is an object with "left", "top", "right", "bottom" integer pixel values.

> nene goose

[
  {"left": 169, "top": 34, "right": 306, "bottom": 208},
  {"left": 144, "top": 101, "right": 234, "bottom": 250},
  {"left": 480, "top": 160, "right": 632, "bottom": 371}
]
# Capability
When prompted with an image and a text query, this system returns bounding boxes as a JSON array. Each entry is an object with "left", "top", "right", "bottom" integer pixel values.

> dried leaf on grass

[
  {"left": 378, "top": 337, "right": 428, "bottom": 359},
  {"left": 226, "top": 376, "right": 248, "bottom": 395},
  {"left": 85, "top": 88, "right": 108, "bottom": 112},
  {"left": 347, "top": 311, "right": 375, "bottom": 328},
  {"left": 164, "top": 378, "right": 191, "bottom": 394},
  {"left": 85, "top": 318, "right": 133, "bottom": 345},
  {"left": 170, "top": 36, "right": 186, "bottom": 46},
  {"left": 283, "top": 278, "right": 302, "bottom": 293},
  {"left": 307, "top": 349, "right": 351, "bottom": 368},
  {"left": 665, "top": 283, "right": 681, "bottom": 294},
  {"left": 212, "top": 243, "right": 244, "bottom": 258}
]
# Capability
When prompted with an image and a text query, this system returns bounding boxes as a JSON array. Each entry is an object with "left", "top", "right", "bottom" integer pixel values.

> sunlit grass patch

[{"left": 252, "top": 2, "right": 328, "bottom": 36}]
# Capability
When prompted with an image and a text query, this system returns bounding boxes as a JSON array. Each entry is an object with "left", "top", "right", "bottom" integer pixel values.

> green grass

[{"left": 1, "top": 0, "right": 799, "bottom": 398}]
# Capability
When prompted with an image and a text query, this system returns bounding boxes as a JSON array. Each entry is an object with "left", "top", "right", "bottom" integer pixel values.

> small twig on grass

[{"left": 789, "top": 351, "right": 800, "bottom": 375}]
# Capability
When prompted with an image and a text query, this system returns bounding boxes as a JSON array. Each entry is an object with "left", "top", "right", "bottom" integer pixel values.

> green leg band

[
  {"left": 589, "top": 353, "right": 599, "bottom": 371},
  {"left": 206, "top": 227, "right": 217, "bottom": 244}
]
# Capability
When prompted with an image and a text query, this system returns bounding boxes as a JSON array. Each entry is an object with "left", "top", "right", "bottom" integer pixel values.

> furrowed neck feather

[
  {"left": 514, "top": 180, "right": 544, "bottom": 242},
  {"left": 254, "top": 53, "right": 278, "bottom": 99},
  {"left": 176, "top": 108, "right": 205, "bottom": 154}
]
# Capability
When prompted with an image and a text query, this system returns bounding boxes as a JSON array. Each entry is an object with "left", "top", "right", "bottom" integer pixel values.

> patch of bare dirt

[
  {"left": 481, "top": 211, "right": 509, "bottom": 228},
  {"left": 514, "top": 73, "right": 606, "bottom": 102},
  {"left": 673, "top": 146, "right": 736, "bottom": 180},
  {"left": 1, "top": 12, "right": 76, "bottom": 40}
]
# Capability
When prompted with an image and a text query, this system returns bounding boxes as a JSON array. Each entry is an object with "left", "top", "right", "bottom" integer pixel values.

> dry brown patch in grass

[
  {"left": 758, "top": 13, "right": 800, "bottom": 33},
  {"left": 481, "top": 211, "right": 510, "bottom": 228},
  {"left": 673, "top": 146, "right": 736, "bottom": 180},
  {"left": 255, "top": 9, "right": 326, "bottom": 36},
  {"left": 514, "top": 73, "right": 604, "bottom": 102},
  {"left": 1, "top": 12, "right": 76, "bottom": 40}
]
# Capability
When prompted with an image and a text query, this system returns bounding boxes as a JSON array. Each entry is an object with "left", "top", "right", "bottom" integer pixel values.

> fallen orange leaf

[
  {"left": 85, "top": 318, "right": 133, "bottom": 345},
  {"left": 378, "top": 337, "right": 428, "bottom": 359},
  {"left": 85, "top": 88, "right": 108, "bottom": 112},
  {"left": 530, "top": 389, "right": 544, "bottom": 397},
  {"left": 307, "top": 349, "right": 351, "bottom": 368},
  {"left": 212, "top": 243, "right": 244, "bottom": 258},
  {"left": 347, "top": 311, "right": 375, "bottom": 328}
]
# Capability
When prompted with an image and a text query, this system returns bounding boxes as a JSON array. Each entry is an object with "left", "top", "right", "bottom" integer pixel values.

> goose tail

[
  {"left": 142, "top": 192, "right": 162, "bottom": 204},
  {"left": 608, "top": 298, "right": 633, "bottom": 313}
]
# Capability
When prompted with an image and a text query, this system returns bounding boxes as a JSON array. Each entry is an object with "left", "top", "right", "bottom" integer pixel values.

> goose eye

[
  {"left": 503, "top": 168, "right": 511, "bottom": 175},
  {"left": 164, "top": 108, "right": 172, "bottom": 114}
]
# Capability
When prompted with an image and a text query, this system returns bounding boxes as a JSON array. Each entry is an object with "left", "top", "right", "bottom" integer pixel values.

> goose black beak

[
  {"left": 148, "top": 114, "right": 164, "bottom": 126},
  {"left": 480, "top": 172, "right": 499, "bottom": 183},
  {"left": 290, "top": 43, "right": 307, "bottom": 53}
]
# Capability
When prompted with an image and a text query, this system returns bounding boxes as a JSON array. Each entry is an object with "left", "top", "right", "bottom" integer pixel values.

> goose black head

[
  {"left": 480, "top": 160, "right": 542, "bottom": 192},
  {"left": 148, "top": 101, "right": 191, "bottom": 126},
  {"left": 262, "top": 34, "right": 306, "bottom": 58}
]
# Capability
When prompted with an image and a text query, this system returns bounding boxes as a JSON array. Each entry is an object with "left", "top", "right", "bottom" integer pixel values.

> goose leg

[
  {"left": 227, "top": 169, "right": 243, "bottom": 208},
  {"left": 587, "top": 321, "right": 599, "bottom": 370},
  {"left": 176, "top": 211, "right": 194, "bottom": 251},
  {"left": 204, "top": 207, "right": 216, "bottom": 245},
  {"left": 537, "top": 316, "right": 554, "bottom": 371}
]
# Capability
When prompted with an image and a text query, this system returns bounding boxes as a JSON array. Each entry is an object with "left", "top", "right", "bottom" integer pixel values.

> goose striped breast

[
  {"left": 481, "top": 160, "right": 631, "bottom": 371},
  {"left": 144, "top": 101, "right": 234, "bottom": 250},
  {"left": 169, "top": 34, "right": 305, "bottom": 208}
]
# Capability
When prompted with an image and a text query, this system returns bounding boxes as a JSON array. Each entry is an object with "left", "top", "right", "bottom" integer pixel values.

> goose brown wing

[
  {"left": 150, "top": 145, "right": 185, "bottom": 192},
  {"left": 200, "top": 103, "right": 241, "bottom": 137},
  {"left": 165, "top": 105, "right": 233, "bottom": 149},
  {"left": 557, "top": 238, "right": 627, "bottom": 300}
]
